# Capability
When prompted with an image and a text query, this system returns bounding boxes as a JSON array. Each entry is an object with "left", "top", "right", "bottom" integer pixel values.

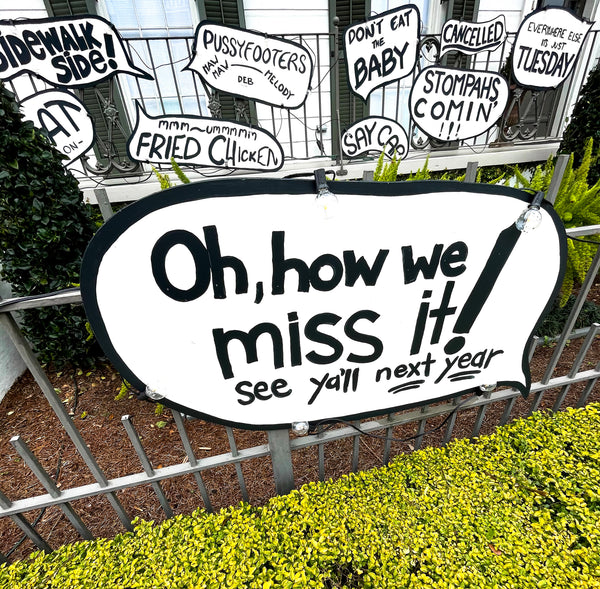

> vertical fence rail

[
  {"left": 171, "top": 410, "right": 214, "bottom": 513},
  {"left": 121, "top": 416, "right": 174, "bottom": 519}
]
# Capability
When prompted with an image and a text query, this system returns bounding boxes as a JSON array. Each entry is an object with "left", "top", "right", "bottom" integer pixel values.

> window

[{"left": 101, "top": 0, "right": 204, "bottom": 116}]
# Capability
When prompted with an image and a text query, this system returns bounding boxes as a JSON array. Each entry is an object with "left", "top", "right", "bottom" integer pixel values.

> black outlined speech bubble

[
  {"left": 0, "top": 15, "right": 152, "bottom": 87},
  {"left": 342, "top": 116, "right": 408, "bottom": 159},
  {"left": 512, "top": 7, "right": 592, "bottom": 89},
  {"left": 127, "top": 104, "right": 284, "bottom": 172},
  {"left": 81, "top": 179, "right": 565, "bottom": 430},
  {"left": 344, "top": 5, "right": 420, "bottom": 102},
  {"left": 410, "top": 67, "right": 509, "bottom": 142},
  {"left": 440, "top": 16, "right": 507, "bottom": 57},
  {"left": 20, "top": 89, "right": 94, "bottom": 165},
  {"left": 185, "top": 21, "right": 313, "bottom": 109}
]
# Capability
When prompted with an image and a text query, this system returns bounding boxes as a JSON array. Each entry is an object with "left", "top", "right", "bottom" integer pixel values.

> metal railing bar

[
  {"left": 442, "top": 396, "right": 460, "bottom": 446},
  {"left": 171, "top": 410, "right": 213, "bottom": 513},
  {"left": 552, "top": 323, "right": 600, "bottom": 412},
  {"left": 471, "top": 392, "right": 492, "bottom": 437},
  {"left": 121, "top": 416, "right": 174, "bottom": 519},
  {"left": 577, "top": 358, "right": 600, "bottom": 407},
  {"left": 545, "top": 154, "right": 570, "bottom": 205},
  {"left": 185, "top": 38, "right": 204, "bottom": 114},
  {"left": 0, "top": 290, "right": 82, "bottom": 313},
  {"left": 498, "top": 397, "right": 517, "bottom": 427},
  {"left": 10, "top": 436, "right": 94, "bottom": 541},
  {"left": 317, "top": 425, "right": 325, "bottom": 482},
  {"left": 3, "top": 365, "right": 600, "bottom": 519},
  {"left": 0, "top": 489, "right": 52, "bottom": 553},
  {"left": 267, "top": 429, "right": 295, "bottom": 495},
  {"left": 164, "top": 40, "right": 185, "bottom": 113},
  {"left": 566, "top": 225, "right": 600, "bottom": 237},
  {"left": 413, "top": 406, "right": 427, "bottom": 450},
  {"left": 315, "top": 34, "right": 324, "bottom": 155},
  {"left": 541, "top": 244, "right": 600, "bottom": 385},
  {"left": 145, "top": 39, "right": 166, "bottom": 114},
  {"left": 225, "top": 427, "right": 249, "bottom": 502},
  {"left": 382, "top": 414, "right": 394, "bottom": 465},
  {"left": 351, "top": 420, "right": 360, "bottom": 472},
  {"left": 0, "top": 443, "right": 272, "bottom": 518},
  {"left": 0, "top": 314, "right": 108, "bottom": 487}
]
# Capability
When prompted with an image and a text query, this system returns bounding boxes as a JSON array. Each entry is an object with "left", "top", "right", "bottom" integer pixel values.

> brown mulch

[{"left": 1, "top": 283, "right": 600, "bottom": 563}]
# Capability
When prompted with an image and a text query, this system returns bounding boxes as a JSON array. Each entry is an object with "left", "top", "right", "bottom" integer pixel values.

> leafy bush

[
  {"left": 536, "top": 294, "right": 600, "bottom": 337},
  {"left": 559, "top": 62, "right": 600, "bottom": 186},
  {"left": 3, "top": 404, "right": 600, "bottom": 588},
  {"left": 512, "top": 139, "right": 600, "bottom": 305},
  {"left": 0, "top": 83, "right": 99, "bottom": 367}
]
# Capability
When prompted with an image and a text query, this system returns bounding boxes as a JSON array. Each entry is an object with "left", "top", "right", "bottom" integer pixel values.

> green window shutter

[
  {"left": 196, "top": 0, "right": 254, "bottom": 122},
  {"left": 330, "top": 0, "right": 369, "bottom": 160},
  {"left": 443, "top": 0, "right": 480, "bottom": 69},
  {"left": 333, "top": 0, "right": 368, "bottom": 124},
  {"left": 204, "top": 0, "right": 245, "bottom": 26},
  {"left": 43, "top": 0, "right": 136, "bottom": 176}
]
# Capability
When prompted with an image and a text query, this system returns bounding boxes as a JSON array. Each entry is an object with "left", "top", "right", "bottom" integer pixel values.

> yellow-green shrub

[{"left": 2, "top": 405, "right": 600, "bottom": 588}]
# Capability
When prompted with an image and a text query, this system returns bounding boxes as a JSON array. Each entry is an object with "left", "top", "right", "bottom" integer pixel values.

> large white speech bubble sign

[
  {"left": 512, "top": 7, "right": 592, "bottom": 89},
  {"left": 410, "top": 67, "right": 509, "bottom": 142},
  {"left": 20, "top": 89, "right": 94, "bottom": 165},
  {"left": 0, "top": 15, "right": 152, "bottom": 87},
  {"left": 344, "top": 5, "right": 420, "bottom": 102},
  {"left": 127, "top": 104, "right": 284, "bottom": 172},
  {"left": 342, "top": 116, "right": 408, "bottom": 159},
  {"left": 440, "top": 16, "right": 506, "bottom": 57},
  {"left": 185, "top": 22, "right": 313, "bottom": 109},
  {"left": 81, "top": 180, "right": 565, "bottom": 430}
]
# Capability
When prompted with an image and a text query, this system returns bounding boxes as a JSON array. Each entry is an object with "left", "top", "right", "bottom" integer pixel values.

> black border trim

[
  {"left": 341, "top": 115, "right": 409, "bottom": 159},
  {"left": 0, "top": 14, "right": 153, "bottom": 88},
  {"left": 511, "top": 6, "right": 593, "bottom": 91},
  {"left": 183, "top": 20, "right": 314, "bottom": 111},
  {"left": 343, "top": 4, "right": 421, "bottom": 103},
  {"left": 439, "top": 15, "right": 507, "bottom": 57},
  {"left": 408, "top": 66, "right": 510, "bottom": 142},
  {"left": 20, "top": 88, "right": 96, "bottom": 165},
  {"left": 81, "top": 178, "right": 567, "bottom": 430},
  {"left": 126, "top": 102, "right": 285, "bottom": 172}
]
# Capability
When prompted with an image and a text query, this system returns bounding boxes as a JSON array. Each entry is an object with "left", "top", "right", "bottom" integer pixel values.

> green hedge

[{"left": 3, "top": 405, "right": 600, "bottom": 588}]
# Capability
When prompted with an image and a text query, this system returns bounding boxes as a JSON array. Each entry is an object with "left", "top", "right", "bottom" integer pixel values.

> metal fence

[{"left": 0, "top": 155, "right": 599, "bottom": 563}]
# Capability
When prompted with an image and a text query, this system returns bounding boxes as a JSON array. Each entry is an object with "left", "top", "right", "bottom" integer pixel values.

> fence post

[
  {"left": 545, "top": 154, "right": 570, "bottom": 205},
  {"left": 267, "top": 429, "right": 295, "bottom": 495},
  {"left": 465, "top": 161, "right": 478, "bottom": 183},
  {"left": 94, "top": 188, "right": 114, "bottom": 221}
]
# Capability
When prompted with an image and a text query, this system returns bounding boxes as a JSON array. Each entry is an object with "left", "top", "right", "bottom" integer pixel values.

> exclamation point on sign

[
  {"left": 444, "top": 223, "right": 523, "bottom": 355},
  {"left": 104, "top": 34, "right": 118, "bottom": 70}
]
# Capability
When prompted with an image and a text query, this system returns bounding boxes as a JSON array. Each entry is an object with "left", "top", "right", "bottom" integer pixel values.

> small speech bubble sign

[
  {"left": 512, "top": 7, "right": 592, "bottom": 89},
  {"left": 0, "top": 15, "right": 152, "bottom": 87},
  {"left": 342, "top": 116, "right": 408, "bottom": 159},
  {"left": 410, "top": 67, "right": 509, "bottom": 142},
  {"left": 440, "top": 16, "right": 506, "bottom": 57},
  {"left": 344, "top": 5, "right": 420, "bottom": 102},
  {"left": 20, "top": 89, "right": 94, "bottom": 165},
  {"left": 81, "top": 179, "right": 565, "bottom": 430},
  {"left": 127, "top": 104, "right": 284, "bottom": 172},
  {"left": 185, "top": 22, "right": 313, "bottom": 109}
]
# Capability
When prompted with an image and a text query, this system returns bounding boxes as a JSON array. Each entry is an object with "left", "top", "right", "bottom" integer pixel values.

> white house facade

[{"left": 0, "top": 0, "right": 599, "bottom": 393}]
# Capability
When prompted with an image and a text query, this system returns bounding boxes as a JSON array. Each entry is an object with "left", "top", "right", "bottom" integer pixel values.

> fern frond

[
  {"left": 171, "top": 158, "right": 191, "bottom": 184},
  {"left": 373, "top": 149, "right": 385, "bottom": 181}
]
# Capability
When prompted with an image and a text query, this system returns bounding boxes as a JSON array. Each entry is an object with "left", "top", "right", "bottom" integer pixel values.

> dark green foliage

[
  {"left": 536, "top": 295, "right": 600, "bottom": 338},
  {"left": 559, "top": 62, "right": 600, "bottom": 186},
  {"left": 0, "top": 82, "right": 99, "bottom": 367}
]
